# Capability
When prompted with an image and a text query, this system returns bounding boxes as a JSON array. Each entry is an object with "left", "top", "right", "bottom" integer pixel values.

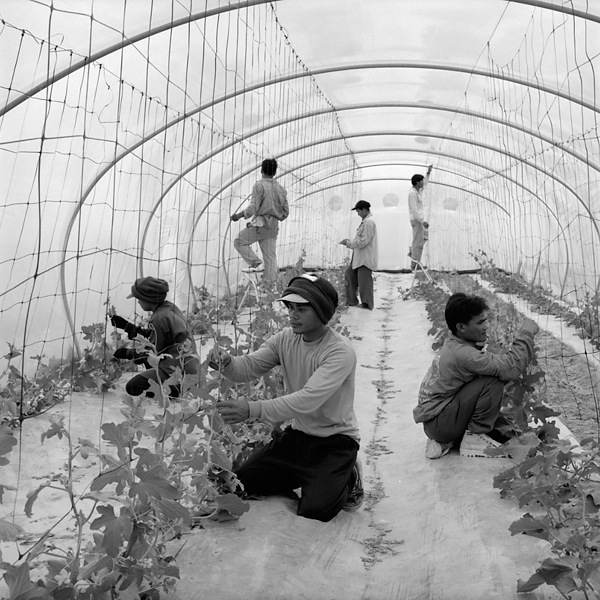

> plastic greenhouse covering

[
  {"left": 1, "top": 1, "right": 600, "bottom": 599},
  {"left": 0, "top": 0, "right": 598, "bottom": 366}
]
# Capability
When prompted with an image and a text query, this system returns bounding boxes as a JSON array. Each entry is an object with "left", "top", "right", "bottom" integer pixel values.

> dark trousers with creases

[
  {"left": 236, "top": 426, "right": 359, "bottom": 522},
  {"left": 423, "top": 376, "right": 505, "bottom": 443},
  {"left": 345, "top": 265, "right": 374, "bottom": 309}
]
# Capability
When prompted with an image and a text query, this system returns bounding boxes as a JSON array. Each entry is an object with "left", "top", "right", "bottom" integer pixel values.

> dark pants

[
  {"left": 345, "top": 265, "right": 374, "bottom": 309},
  {"left": 126, "top": 369, "right": 181, "bottom": 398},
  {"left": 236, "top": 427, "right": 359, "bottom": 522},
  {"left": 423, "top": 376, "right": 505, "bottom": 443},
  {"left": 126, "top": 356, "right": 199, "bottom": 398}
]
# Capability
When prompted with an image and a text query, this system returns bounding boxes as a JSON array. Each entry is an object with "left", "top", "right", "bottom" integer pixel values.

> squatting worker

[
  {"left": 230, "top": 158, "right": 289, "bottom": 282},
  {"left": 413, "top": 292, "right": 539, "bottom": 459},
  {"left": 208, "top": 273, "right": 364, "bottom": 522},
  {"left": 110, "top": 276, "right": 199, "bottom": 399},
  {"left": 340, "top": 200, "right": 378, "bottom": 310}
]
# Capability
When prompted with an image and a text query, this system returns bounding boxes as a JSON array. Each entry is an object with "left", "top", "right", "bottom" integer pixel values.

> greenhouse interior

[{"left": 1, "top": 0, "right": 600, "bottom": 598}]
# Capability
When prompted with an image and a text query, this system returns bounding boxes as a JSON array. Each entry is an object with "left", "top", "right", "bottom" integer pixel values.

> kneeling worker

[{"left": 209, "top": 273, "right": 364, "bottom": 521}]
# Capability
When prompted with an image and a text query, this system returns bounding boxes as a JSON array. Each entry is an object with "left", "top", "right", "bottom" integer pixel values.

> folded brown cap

[{"left": 127, "top": 276, "right": 169, "bottom": 304}]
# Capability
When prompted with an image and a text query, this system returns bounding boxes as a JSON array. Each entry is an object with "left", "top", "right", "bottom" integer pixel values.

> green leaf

[
  {"left": 78, "top": 554, "right": 114, "bottom": 580},
  {"left": 516, "top": 572, "right": 545, "bottom": 593},
  {"left": 40, "top": 417, "right": 66, "bottom": 444},
  {"left": 100, "top": 422, "right": 129, "bottom": 462},
  {"left": 2, "top": 562, "right": 48, "bottom": 600},
  {"left": 90, "top": 465, "right": 131, "bottom": 495},
  {"left": 90, "top": 505, "right": 133, "bottom": 557},
  {"left": 130, "top": 466, "right": 179, "bottom": 502},
  {"left": 504, "top": 431, "right": 540, "bottom": 463},
  {"left": 210, "top": 441, "right": 233, "bottom": 472},
  {"left": 0, "top": 483, "right": 16, "bottom": 503},
  {"left": 25, "top": 482, "right": 51, "bottom": 518},
  {"left": 0, "top": 518, "right": 25, "bottom": 541},
  {"left": 509, "top": 514, "right": 549, "bottom": 540},
  {"left": 0, "top": 426, "right": 17, "bottom": 466},
  {"left": 156, "top": 499, "right": 192, "bottom": 524},
  {"left": 214, "top": 493, "right": 250, "bottom": 518}
]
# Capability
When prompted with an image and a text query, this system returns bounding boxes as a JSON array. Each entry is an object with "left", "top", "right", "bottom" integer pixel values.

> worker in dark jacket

[{"left": 110, "top": 276, "right": 199, "bottom": 398}]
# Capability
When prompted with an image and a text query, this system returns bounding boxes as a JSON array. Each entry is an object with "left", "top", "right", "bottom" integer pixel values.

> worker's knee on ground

[{"left": 297, "top": 503, "right": 340, "bottom": 522}]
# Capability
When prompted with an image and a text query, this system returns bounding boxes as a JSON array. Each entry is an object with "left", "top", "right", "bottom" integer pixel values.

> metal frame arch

[
  {"left": 293, "top": 178, "right": 511, "bottom": 216},
  {"left": 274, "top": 130, "right": 595, "bottom": 232},
  {"left": 57, "top": 66, "right": 598, "bottom": 347},
  {"left": 136, "top": 108, "right": 597, "bottom": 282},
  {"left": 507, "top": 0, "right": 600, "bottom": 24},
  {"left": 186, "top": 145, "right": 571, "bottom": 297},
  {"left": 59, "top": 68, "right": 600, "bottom": 334},
  {"left": 0, "top": 0, "right": 275, "bottom": 118},
  {"left": 2, "top": 0, "right": 598, "bottom": 120}
]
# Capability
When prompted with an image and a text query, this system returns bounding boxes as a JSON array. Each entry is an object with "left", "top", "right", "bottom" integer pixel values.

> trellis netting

[
  {"left": 0, "top": 0, "right": 599, "bottom": 598},
  {"left": 1, "top": 0, "right": 599, "bottom": 373},
  {"left": 1, "top": 0, "right": 599, "bottom": 378}
]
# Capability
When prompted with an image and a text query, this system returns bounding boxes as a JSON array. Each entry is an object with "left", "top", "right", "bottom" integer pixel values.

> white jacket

[{"left": 347, "top": 213, "right": 378, "bottom": 270}]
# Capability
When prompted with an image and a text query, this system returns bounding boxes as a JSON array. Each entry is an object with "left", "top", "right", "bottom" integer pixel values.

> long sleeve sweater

[
  {"left": 413, "top": 329, "right": 536, "bottom": 423},
  {"left": 221, "top": 327, "right": 360, "bottom": 442}
]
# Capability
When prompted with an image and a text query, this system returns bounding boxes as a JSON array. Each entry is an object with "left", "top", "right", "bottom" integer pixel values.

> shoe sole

[{"left": 459, "top": 432, "right": 508, "bottom": 458}]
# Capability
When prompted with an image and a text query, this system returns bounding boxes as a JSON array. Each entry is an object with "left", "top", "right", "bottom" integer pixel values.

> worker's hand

[
  {"left": 208, "top": 346, "right": 232, "bottom": 370},
  {"left": 110, "top": 314, "right": 140, "bottom": 339},
  {"left": 427, "top": 164, "right": 433, "bottom": 175},
  {"left": 521, "top": 318, "right": 539, "bottom": 336},
  {"left": 217, "top": 400, "right": 250, "bottom": 424},
  {"left": 339, "top": 239, "right": 349, "bottom": 246},
  {"left": 423, "top": 221, "right": 429, "bottom": 229},
  {"left": 230, "top": 212, "right": 242, "bottom": 222}
]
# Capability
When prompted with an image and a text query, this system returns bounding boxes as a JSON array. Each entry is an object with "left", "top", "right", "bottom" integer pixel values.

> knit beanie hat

[
  {"left": 279, "top": 273, "right": 338, "bottom": 324},
  {"left": 127, "top": 276, "right": 169, "bottom": 304}
]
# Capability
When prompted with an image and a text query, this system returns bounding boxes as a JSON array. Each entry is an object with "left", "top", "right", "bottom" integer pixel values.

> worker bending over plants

[
  {"left": 208, "top": 273, "right": 363, "bottom": 522},
  {"left": 110, "top": 276, "right": 199, "bottom": 399},
  {"left": 413, "top": 292, "right": 539, "bottom": 459}
]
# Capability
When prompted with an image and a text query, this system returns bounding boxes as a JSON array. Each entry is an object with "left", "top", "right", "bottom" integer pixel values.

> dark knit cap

[
  {"left": 279, "top": 274, "right": 338, "bottom": 324},
  {"left": 127, "top": 276, "right": 169, "bottom": 304}
]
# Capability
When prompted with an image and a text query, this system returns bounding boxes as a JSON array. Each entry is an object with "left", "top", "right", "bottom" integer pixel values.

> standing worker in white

[{"left": 408, "top": 164, "right": 433, "bottom": 270}]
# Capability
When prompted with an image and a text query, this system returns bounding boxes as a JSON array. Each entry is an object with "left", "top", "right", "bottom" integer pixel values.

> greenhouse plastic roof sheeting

[{"left": 0, "top": 0, "right": 599, "bottom": 365}]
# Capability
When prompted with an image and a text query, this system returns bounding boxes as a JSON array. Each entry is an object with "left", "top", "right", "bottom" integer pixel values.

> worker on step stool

[
  {"left": 230, "top": 158, "right": 289, "bottom": 282},
  {"left": 408, "top": 165, "right": 433, "bottom": 271}
]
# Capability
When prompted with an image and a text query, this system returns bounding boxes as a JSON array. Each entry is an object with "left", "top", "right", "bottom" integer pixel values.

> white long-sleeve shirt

[
  {"left": 222, "top": 327, "right": 360, "bottom": 442},
  {"left": 408, "top": 174, "right": 430, "bottom": 223}
]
